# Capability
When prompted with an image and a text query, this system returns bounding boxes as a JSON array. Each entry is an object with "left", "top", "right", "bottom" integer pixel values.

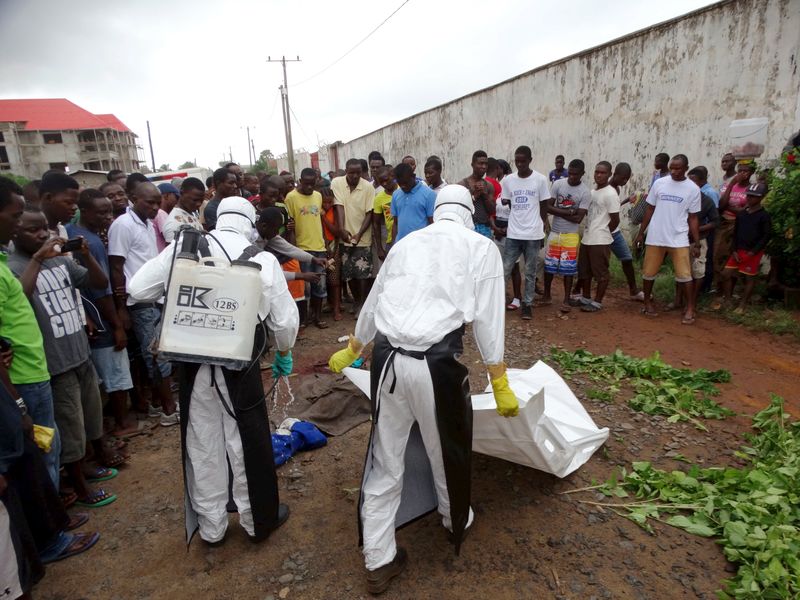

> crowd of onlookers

[{"left": 0, "top": 143, "right": 773, "bottom": 597}]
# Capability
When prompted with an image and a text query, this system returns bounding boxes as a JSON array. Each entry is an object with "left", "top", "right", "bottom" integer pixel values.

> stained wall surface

[{"left": 334, "top": 0, "right": 800, "bottom": 193}]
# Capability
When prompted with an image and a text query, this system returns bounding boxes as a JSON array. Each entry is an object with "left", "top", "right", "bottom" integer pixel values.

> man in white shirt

[
  {"left": 108, "top": 182, "right": 178, "bottom": 425},
  {"left": 162, "top": 178, "right": 206, "bottom": 243},
  {"left": 499, "top": 145, "right": 551, "bottom": 320},
  {"left": 635, "top": 154, "right": 701, "bottom": 324},
  {"left": 424, "top": 157, "right": 447, "bottom": 194},
  {"left": 575, "top": 162, "right": 620, "bottom": 312}
]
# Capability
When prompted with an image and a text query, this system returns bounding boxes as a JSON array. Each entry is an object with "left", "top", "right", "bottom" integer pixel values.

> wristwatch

[{"left": 15, "top": 397, "right": 27, "bottom": 416}]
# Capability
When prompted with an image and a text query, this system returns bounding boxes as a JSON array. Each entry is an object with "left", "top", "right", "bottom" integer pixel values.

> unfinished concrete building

[{"left": 0, "top": 98, "right": 141, "bottom": 179}]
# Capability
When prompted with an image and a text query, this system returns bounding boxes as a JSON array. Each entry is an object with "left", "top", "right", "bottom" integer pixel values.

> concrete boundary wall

[{"left": 336, "top": 0, "right": 800, "bottom": 194}]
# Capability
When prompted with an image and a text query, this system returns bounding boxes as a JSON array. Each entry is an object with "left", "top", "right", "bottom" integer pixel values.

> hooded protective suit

[
  {"left": 329, "top": 185, "right": 514, "bottom": 571},
  {"left": 128, "top": 197, "right": 298, "bottom": 543}
]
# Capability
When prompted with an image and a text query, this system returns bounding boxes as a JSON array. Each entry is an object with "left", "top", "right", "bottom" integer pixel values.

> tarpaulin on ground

[
  {"left": 343, "top": 361, "right": 608, "bottom": 478},
  {"left": 288, "top": 372, "right": 372, "bottom": 436}
]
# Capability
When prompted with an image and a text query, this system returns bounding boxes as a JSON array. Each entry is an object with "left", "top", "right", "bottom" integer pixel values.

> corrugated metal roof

[{"left": 0, "top": 98, "right": 132, "bottom": 133}]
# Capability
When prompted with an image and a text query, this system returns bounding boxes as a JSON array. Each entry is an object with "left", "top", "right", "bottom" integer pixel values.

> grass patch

[{"left": 608, "top": 255, "right": 800, "bottom": 342}]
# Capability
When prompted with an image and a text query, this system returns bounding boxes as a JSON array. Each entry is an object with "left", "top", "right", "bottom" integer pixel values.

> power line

[
  {"left": 288, "top": 105, "right": 312, "bottom": 146},
  {"left": 293, "top": 0, "right": 412, "bottom": 87}
]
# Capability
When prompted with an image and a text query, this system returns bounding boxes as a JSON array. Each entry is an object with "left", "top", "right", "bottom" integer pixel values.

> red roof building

[{"left": 0, "top": 98, "right": 140, "bottom": 179}]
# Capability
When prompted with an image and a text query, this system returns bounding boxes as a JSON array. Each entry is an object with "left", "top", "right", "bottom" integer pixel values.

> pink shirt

[
  {"left": 153, "top": 209, "right": 169, "bottom": 251},
  {"left": 724, "top": 183, "right": 748, "bottom": 220}
]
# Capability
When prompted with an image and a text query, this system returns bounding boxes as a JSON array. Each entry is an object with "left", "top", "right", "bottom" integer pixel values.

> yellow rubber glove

[
  {"left": 328, "top": 336, "right": 364, "bottom": 373},
  {"left": 488, "top": 363, "right": 518, "bottom": 417}
]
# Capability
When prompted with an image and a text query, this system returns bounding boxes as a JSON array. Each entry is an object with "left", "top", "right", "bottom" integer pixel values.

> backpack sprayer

[{"left": 157, "top": 227, "right": 265, "bottom": 371}]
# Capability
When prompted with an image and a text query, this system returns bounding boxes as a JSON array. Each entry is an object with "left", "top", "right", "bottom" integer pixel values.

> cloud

[{"left": 1, "top": 0, "right": 714, "bottom": 171}]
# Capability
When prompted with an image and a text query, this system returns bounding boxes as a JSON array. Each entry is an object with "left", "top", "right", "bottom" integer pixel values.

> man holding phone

[{"left": 9, "top": 208, "right": 118, "bottom": 506}]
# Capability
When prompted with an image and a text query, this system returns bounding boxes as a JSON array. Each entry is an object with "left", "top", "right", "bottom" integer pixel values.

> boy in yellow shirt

[{"left": 285, "top": 168, "right": 327, "bottom": 328}]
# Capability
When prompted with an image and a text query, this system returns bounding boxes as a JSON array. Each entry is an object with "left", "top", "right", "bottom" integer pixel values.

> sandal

[
  {"left": 60, "top": 490, "right": 78, "bottom": 509},
  {"left": 85, "top": 466, "right": 118, "bottom": 483},
  {"left": 314, "top": 319, "right": 329, "bottom": 329},
  {"left": 65, "top": 512, "right": 89, "bottom": 532},
  {"left": 76, "top": 488, "right": 117, "bottom": 508},
  {"left": 681, "top": 315, "right": 696, "bottom": 325},
  {"left": 640, "top": 307, "right": 659, "bottom": 317},
  {"left": 581, "top": 301, "right": 602, "bottom": 312},
  {"left": 98, "top": 452, "right": 127, "bottom": 469},
  {"left": 41, "top": 532, "right": 100, "bottom": 564},
  {"left": 559, "top": 304, "right": 572, "bottom": 313},
  {"left": 111, "top": 420, "right": 150, "bottom": 439}
]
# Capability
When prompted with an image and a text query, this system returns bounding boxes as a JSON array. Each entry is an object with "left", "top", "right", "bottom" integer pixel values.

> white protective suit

[
  {"left": 128, "top": 197, "right": 298, "bottom": 542},
  {"left": 354, "top": 185, "right": 505, "bottom": 570}
]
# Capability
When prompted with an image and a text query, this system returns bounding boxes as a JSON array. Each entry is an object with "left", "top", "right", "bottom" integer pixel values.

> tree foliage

[
  {"left": 765, "top": 146, "right": 800, "bottom": 287},
  {"left": 252, "top": 149, "right": 277, "bottom": 174},
  {"left": 179, "top": 160, "right": 197, "bottom": 169}
]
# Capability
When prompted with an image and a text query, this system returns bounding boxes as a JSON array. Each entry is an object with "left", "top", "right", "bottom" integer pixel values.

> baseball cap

[
  {"left": 157, "top": 182, "right": 180, "bottom": 195},
  {"left": 745, "top": 183, "right": 767, "bottom": 197}
]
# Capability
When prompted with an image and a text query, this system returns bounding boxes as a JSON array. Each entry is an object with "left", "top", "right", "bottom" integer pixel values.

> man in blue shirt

[
  {"left": 390, "top": 163, "right": 436, "bottom": 242},
  {"left": 548, "top": 155, "right": 568, "bottom": 183},
  {"left": 67, "top": 189, "right": 138, "bottom": 438}
]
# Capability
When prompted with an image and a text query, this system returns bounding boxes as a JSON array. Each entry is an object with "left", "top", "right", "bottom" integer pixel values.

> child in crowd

[
  {"left": 321, "top": 187, "right": 343, "bottom": 321},
  {"left": 716, "top": 183, "right": 771, "bottom": 313}
]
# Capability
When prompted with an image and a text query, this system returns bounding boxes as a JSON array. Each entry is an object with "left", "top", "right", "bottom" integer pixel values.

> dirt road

[{"left": 37, "top": 288, "right": 799, "bottom": 600}]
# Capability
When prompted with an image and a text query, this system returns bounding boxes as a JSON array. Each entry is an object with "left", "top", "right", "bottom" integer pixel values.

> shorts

[
  {"left": 51, "top": 360, "right": 103, "bottom": 464},
  {"left": 300, "top": 250, "right": 327, "bottom": 299},
  {"left": 90, "top": 346, "right": 133, "bottom": 393},
  {"left": 724, "top": 249, "right": 764, "bottom": 276},
  {"left": 342, "top": 246, "right": 373, "bottom": 280},
  {"left": 577, "top": 244, "right": 611, "bottom": 281},
  {"left": 544, "top": 232, "right": 579, "bottom": 276},
  {"left": 691, "top": 239, "right": 708, "bottom": 280},
  {"left": 129, "top": 304, "right": 172, "bottom": 381},
  {"left": 610, "top": 230, "right": 633, "bottom": 262},
  {"left": 642, "top": 245, "right": 692, "bottom": 283}
]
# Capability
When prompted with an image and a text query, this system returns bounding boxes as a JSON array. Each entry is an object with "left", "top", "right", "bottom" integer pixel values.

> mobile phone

[{"left": 61, "top": 237, "right": 83, "bottom": 253}]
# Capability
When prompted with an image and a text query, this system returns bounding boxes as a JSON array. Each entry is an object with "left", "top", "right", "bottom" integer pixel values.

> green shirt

[{"left": 0, "top": 252, "right": 49, "bottom": 384}]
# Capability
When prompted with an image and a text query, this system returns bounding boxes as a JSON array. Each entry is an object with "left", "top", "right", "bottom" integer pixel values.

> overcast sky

[{"left": 2, "top": 0, "right": 715, "bottom": 171}]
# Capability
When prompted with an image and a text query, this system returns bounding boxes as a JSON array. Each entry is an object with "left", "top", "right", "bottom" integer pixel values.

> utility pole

[
  {"left": 146, "top": 120, "right": 155, "bottom": 171},
  {"left": 229, "top": 146, "right": 233, "bottom": 163},
  {"left": 268, "top": 55, "right": 301, "bottom": 175},
  {"left": 251, "top": 138, "right": 257, "bottom": 169},
  {"left": 245, "top": 126, "right": 253, "bottom": 166}
]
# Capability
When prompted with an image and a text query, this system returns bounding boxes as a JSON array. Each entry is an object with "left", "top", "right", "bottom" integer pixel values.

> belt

[{"left": 129, "top": 302, "right": 159, "bottom": 311}]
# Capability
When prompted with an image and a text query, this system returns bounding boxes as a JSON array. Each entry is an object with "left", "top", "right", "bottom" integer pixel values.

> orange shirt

[
  {"left": 282, "top": 259, "right": 305, "bottom": 300},
  {"left": 322, "top": 207, "right": 336, "bottom": 242}
]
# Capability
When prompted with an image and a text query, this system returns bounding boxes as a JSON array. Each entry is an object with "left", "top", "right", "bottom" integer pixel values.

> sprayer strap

[
  {"left": 237, "top": 245, "right": 264, "bottom": 261},
  {"left": 210, "top": 367, "right": 238, "bottom": 421}
]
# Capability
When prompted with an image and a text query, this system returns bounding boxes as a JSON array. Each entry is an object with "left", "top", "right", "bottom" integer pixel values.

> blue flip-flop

[{"left": 85, "top": 466, "right": 118, "bottom": 483}]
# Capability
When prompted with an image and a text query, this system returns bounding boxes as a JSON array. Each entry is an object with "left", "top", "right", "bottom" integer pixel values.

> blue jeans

[
  {"left": 129, "top": 305, "right": 172, "bottom": 381},
  {"left": 503, "top": 238, "right": 542, "bottom": 306},
  {"left": 300, "top": 250, "right": 327, "bottom": 298},
  {"left": 16, "top": 380, "right": 61, "bottom": 489}
]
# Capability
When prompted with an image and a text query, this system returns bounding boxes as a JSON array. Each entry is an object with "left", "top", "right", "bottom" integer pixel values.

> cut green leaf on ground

[{"left": 550, "top": 348, "right": 734, "bottom": 429}]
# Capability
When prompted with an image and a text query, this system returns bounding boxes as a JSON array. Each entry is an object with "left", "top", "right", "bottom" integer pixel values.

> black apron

[
  {"left": 358, "top": 326, "right": 472, "bottom": 554},
  {"left": 178, "top": 324, "right": 280, "bottom": 544}
]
